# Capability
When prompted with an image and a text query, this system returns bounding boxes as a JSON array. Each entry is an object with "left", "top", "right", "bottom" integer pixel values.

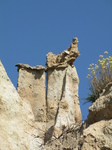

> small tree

[{"left": 86, "top": 51, "right": 112, "bottom": 103}]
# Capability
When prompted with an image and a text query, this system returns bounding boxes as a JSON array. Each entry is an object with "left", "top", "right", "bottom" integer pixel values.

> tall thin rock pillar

[{"left": 16, "top": 64, "right": 46, "bottom": 122}]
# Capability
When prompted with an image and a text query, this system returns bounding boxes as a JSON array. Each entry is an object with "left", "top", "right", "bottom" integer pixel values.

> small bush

[{"left": 86, "top": 51, "right": 112, "bottom": 103}]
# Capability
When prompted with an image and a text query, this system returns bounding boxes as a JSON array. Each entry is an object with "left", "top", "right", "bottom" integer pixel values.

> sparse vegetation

[{"left": 86, "top": 51, "right": 112, "bottom": 103}]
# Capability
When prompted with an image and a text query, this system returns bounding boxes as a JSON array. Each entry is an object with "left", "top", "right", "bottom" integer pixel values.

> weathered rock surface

[
  {"left": 16, "top": 63, "right": 46, "bottom": 122},
  {"left": 82, "top": 90, "right": 112, "bottom": 150},
  {"left": 82, "top": 119, "right": 112, "bottom": 150},
  {"left": 0, "top": 61, "right": 44, "bottom": 150},
  {"left": 45, "top": 37, "right": 82, "bottom": 140},
  {"left": 87, "top": 90, "right": 112, "bottom": 125},
  {"left": 45, "top": 104, "right": 112, "bottom": 150},
  {"left": 46, "top": 65, "right": 82, "bottom": 139},
  {"left": 46, "top": 37, "right": 80, "bottom": 68}
]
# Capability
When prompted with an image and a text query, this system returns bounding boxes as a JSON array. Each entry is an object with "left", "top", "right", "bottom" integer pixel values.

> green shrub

[{"left": 86, "top": 51, "right": 112, "bottom": 103}]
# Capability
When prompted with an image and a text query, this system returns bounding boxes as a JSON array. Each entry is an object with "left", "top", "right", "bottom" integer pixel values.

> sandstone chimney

[{"left": 16, "top": 64, "right": 46, "bottom": 122}]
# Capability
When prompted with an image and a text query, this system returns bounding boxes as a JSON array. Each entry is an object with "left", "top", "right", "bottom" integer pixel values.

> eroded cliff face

[
  {"left": 16, "top": 38, "right": 82, "bottom": 144},
  {"left": 0, "top": 61, "right": 44, "bottom": 150},
  {"left": 0, "top": 37, "right": 112, "bottom": 150}
]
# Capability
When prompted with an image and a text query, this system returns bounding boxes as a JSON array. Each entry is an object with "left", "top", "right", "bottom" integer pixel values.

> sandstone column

[
  {"left": 46, "top": 65, "right": 82, "bottom": 136},
  {"left": 16, "top": 64, "right": 46, "bottom": 122},
  {"left": 45, "top": 38, "right": 82, "bottom": 138},
  {"left": 46, "top": 66, "right": 67, "bottom": 126}
]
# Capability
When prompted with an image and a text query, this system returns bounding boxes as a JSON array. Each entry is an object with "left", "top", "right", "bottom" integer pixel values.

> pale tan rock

[
  {"left": 46, "top": 37, "right": 80, "bottom": 68},
  {"left": 45, "top": 38, "right": 81, "bottom": 140},
  {"left": 46, "top": 65, "right": 82, "bottom": 138},
  {"left": 0, "top": 61, "right": 44, "bottom": 150},
  {"left": 16, "top": 63, "right": 46, "bottom": 122},
  {"left": 46, "top": 67, "right": 66, "bottom": 126},
  {"left": 87, "top": 91, "right": 112, "bottom": 125},
  {"left": 81, "top": 89, "right": 112, "bottom": 150},
  {"left": 46, "top": 52, "right": 57, "bottom": 68},
  {"left": 2, "top": 37, "right": 112, "bottom": 150},
  {"left": 82, "top": 120, "right": 112, "bottom": 150}
]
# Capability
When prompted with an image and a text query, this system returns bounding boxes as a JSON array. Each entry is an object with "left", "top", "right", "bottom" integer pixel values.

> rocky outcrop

[
  {"left": 0, "top": 61, "right": 44, "bottom": 150},
  {"left": 44, "top": 88, "right": 112, "bottom": 150},
  {"left": 45, "top": 37, "right": 82, "bottom": 140},
  {"left": 82, "top": 87, "right": 112, "bottom": 150},
  {"left": 1, "top": 37, "right": 112, "bottom": 150},
  {"left": 87, "top": 90, "right": 112, "bottom": 125},
  {"left": 15, "top": 37, "right": 82, "bottom": 143},
  {"left": 82, "top": 119, "right": 112, "bottom": 150},
  {"left": 46, "top": 37, "right": 79, "bottom": 68},
  {"left": 16, "top": 63, "right": 46, "bottom": 122}
]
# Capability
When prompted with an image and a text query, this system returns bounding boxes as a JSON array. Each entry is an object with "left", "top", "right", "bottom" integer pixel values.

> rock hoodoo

[
  {"left": 45, "top": 37, "right": 82, "bottom": 138},
  {"left": 1, "top": 37, "right": 112, "bottom": 150},
  {"left": 16, "top": 64, "right": 46, "bottom": 122},
  {"left": 14, "top": 37, "right": 81, "bottom": 147},
  {"left": 16, "top": 37, "right": 82, "bottom": 142}
]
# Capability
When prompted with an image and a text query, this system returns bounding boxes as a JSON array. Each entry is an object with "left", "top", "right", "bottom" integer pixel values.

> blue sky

[{"left": 0, "top": 0, "right": 112, "bottom": 120}]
